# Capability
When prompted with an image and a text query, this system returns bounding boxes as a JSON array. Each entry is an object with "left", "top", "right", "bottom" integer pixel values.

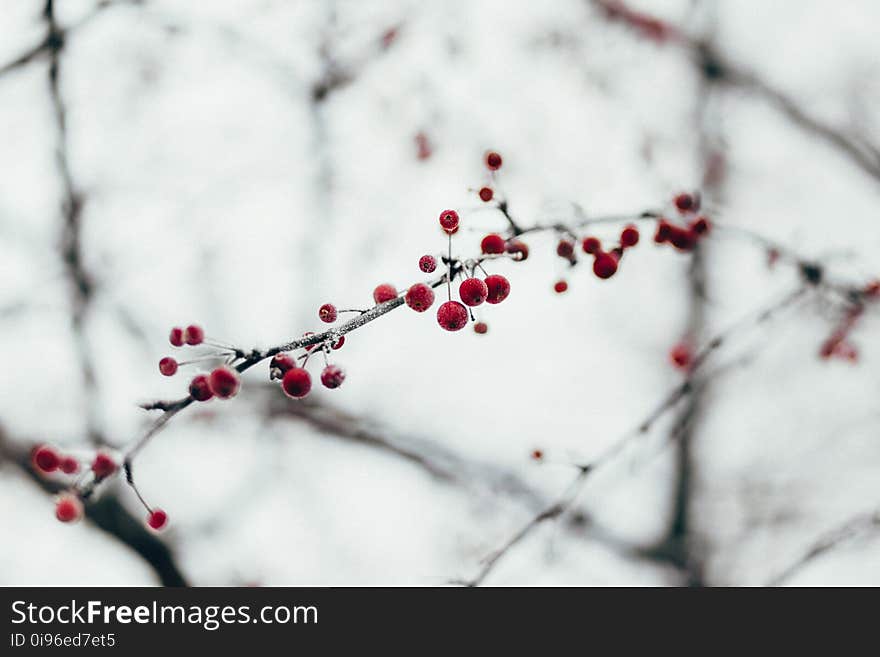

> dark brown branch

[
  {"left": 0, "top": 0, "right": 139, "bottom": 79},
  {"left": 0, "top": 36, "right": 53, "bottom": 77},
  {"left": 0, "top": 428, "right": 188, "bottom": 586},
  {"left": 42, "top": 0, "right": 103, "bottom": 446},
  {"left": 655, "top": 17, "right": 720, "bottom": 584}
]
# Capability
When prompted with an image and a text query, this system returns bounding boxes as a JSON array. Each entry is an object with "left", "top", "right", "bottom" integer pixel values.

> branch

[
  {"left": 457, "top": 284, "right": 809, "bottom": 586},
  {"left": 0, "top": 0, "right": 138, "bottom": 80},
  {"left": 70, "top": 181, "right": 871, "bottom": 514},
  {"left": 259, "top": 390, "right": 658, "bottom": 559},
  {"left": 41, "top": 0, "right": 104, "bottom": 445},
  {"left": 768, "top": 509, "right": 880, "bottom": 586},
  {"left": 590, "top": 0, "right": 880, "bottom": 185},
  {"left": 0, "top": 428, "right": 188, "bottom": 586}
]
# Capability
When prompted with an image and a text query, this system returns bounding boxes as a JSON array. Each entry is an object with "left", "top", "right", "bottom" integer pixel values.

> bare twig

[
  {"left": 455, "top": 467, "right": 591, "bottom": 587},
  {"left": 768, "top": 509, "right": 880, "bottom": 586},
  {"left": 41, "top": 0, "right": 104, "bottom": 446},
  {"left": 458, "top": 284, "right": 808, "bottom": 586},
  {"left": 590, "top": 0, "right": 880, "bottom": 185},
  {"left": 0, "top": 427, "right": 188, "bottom": 586}
]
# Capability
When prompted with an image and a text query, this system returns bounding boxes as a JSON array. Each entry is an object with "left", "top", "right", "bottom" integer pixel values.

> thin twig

[
  {"left": 768, "top": 509, "right": 880, "bottom": 586},
  {"left": 458, "top": 284, "right": 808, "bottom": 586}
]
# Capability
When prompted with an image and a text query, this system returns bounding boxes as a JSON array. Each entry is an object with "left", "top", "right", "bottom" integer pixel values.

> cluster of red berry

[
  {"left": 654, "top": 193, "right": 711, "bottom": 252},
  {"left": 32, "top": 444, "right": 80, "bottom": 477},
  {"left": 160, "top": 323, "right": 243, "bottom": 403},
  {"left": 544, "top": 221, "right": 640, "bottom": 294},
  {"left": 35, "top": 445, "right": 167, "bottom": 530},
  {"left": 33, "top": 446, "right": 117, "bottom": 481},
  {"left": 437, "top": 210, "right": 512, "bottom": 331},
  {"left": 268, "top": 351, "right": 345, "bottom": 400},
  {"left": 366, "top": 151, "right": 516, "bottom": 335},
  {"left": 44, "top": 142, "right": 879, "bottom": 531},
  {"left": 35, "top": 447, "right": 118, "bottom": 524},
  {"left": 265, "top": 304, "right": 348, "bottom": 400}
]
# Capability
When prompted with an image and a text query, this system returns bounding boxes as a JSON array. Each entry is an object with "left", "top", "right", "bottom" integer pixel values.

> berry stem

[
  {"left": 124, "top": 462, "right": 152, "bottom": 514},
  {"left": 447, "top": 232, "right": 453, "bottom": 301}
]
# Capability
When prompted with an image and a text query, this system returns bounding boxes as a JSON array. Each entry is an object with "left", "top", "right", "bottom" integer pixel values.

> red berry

[
  {"left": 582, "top": 236, "right": 601, "bottom": 254},
  {"left": 302, "top": 331, "right": 318, "bottom": 351},
  {"left": 593, "top": 252, "right": 618, "bottom": 279},
  {"left": 865, "top": 280, "right": 880, "bottom": 299},
  {"left": 55, "top": 494, "right": 83, "bottom": 523},
  {"left": 59, "top": 456, "right": 79, "bottom": 475},
  {"left": 484, "top": 274, "right": 510, "bottom": 304},
  {"left": 459, "top": 277, "right": 489, "bottom": 306},
  {"left": 554, "top": 280, "right": 568, "bottom": 294},
  {"left": 159, "top": 357, "right": 178, "bottom": 376},
  {"left": 674, "top": 193, "right": 694, "bottom": 212},
  {"left": 189, "top": 374, "right": 214, "bottom": 401},
  {"left": 319, "top": 303, "right": 337, "bottom": 323},
  {"left": 373, "top": 283, "right": 398, "bottom": 304},
  {"left": 381, "top": 26, "right": 398, "bottom": 50},
  {"left": 481, "top": 233, "right": 506, "bottom": 255},
  {"left": 270, "top": 353, "right": 297, "bottom": 379},
  {"left": 332, "top": 336, "right": 345, "bottom": 350},
  {"left": 473, "top": 321, "right": 488, "bottom": 334},
  {"left": 33, "top": 445, "right": 60, "bottom": 473},
  {"left": 169, "top": 327, "right": 184, "bottom": 347},
  {"left": 419, "top": 255, "right": 437, "bottom": 273},
  {"left": 405, "top": 283, "right": 435, "bottom": 312},
  {"left": 620, "top": 224, "right": 640, "bottom": 247},
  {"left": 437, "top": 301, "right": 469, "bottom": 331},
  {"left": 668, "top": 226, "right": 698, "bottom": 251},
  {"left": 414, "top": 131, "right": 431, "bottom": 160},
  {"left": 281, "top": 368, "right": 312, "bottom": 399},
  {"left": 690, "top": 216, "right": 711, "bottom": 235},
  {"left": 91, "top": 452, "right": 117, "bottom": 479},
  {"left": 670, "top": 342, "right": 692, "bottom": 370},
  {"left": 320, "top": 365, "right": 346, "bottom": 389},
  {"left": 478, "top": 186, "right": 494, "bottom": 202},
  {"left": 506, "top": 240, "right": 530, "bottom": 261},
  {"left": 209, "top": 366, "right": 240, "bottom": 399},
  {"left": 654, "top": 220, "right": 672, "bottom": 243},
  {"left": 184, "top": 324, "right": 204, "bottom": 346},
  {"left": 147, "top": 509, "right": 168, "bottom": 531},
  {"left": 438, "top": 209, "right": 460, "bottom": 233},
  {"left": 556, "top": 239, "right": 575, "bottom": 260},
  {"left": 531, "top": 449, "right": 544, "bottom": 461},
  {"left": 485, "top": 151, "right": 502, "bottom": 170}
]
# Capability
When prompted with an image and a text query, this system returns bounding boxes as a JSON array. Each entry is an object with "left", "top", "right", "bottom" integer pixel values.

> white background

[{"left": 1, "top": 0, "right": 879, "bottom": 585}]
